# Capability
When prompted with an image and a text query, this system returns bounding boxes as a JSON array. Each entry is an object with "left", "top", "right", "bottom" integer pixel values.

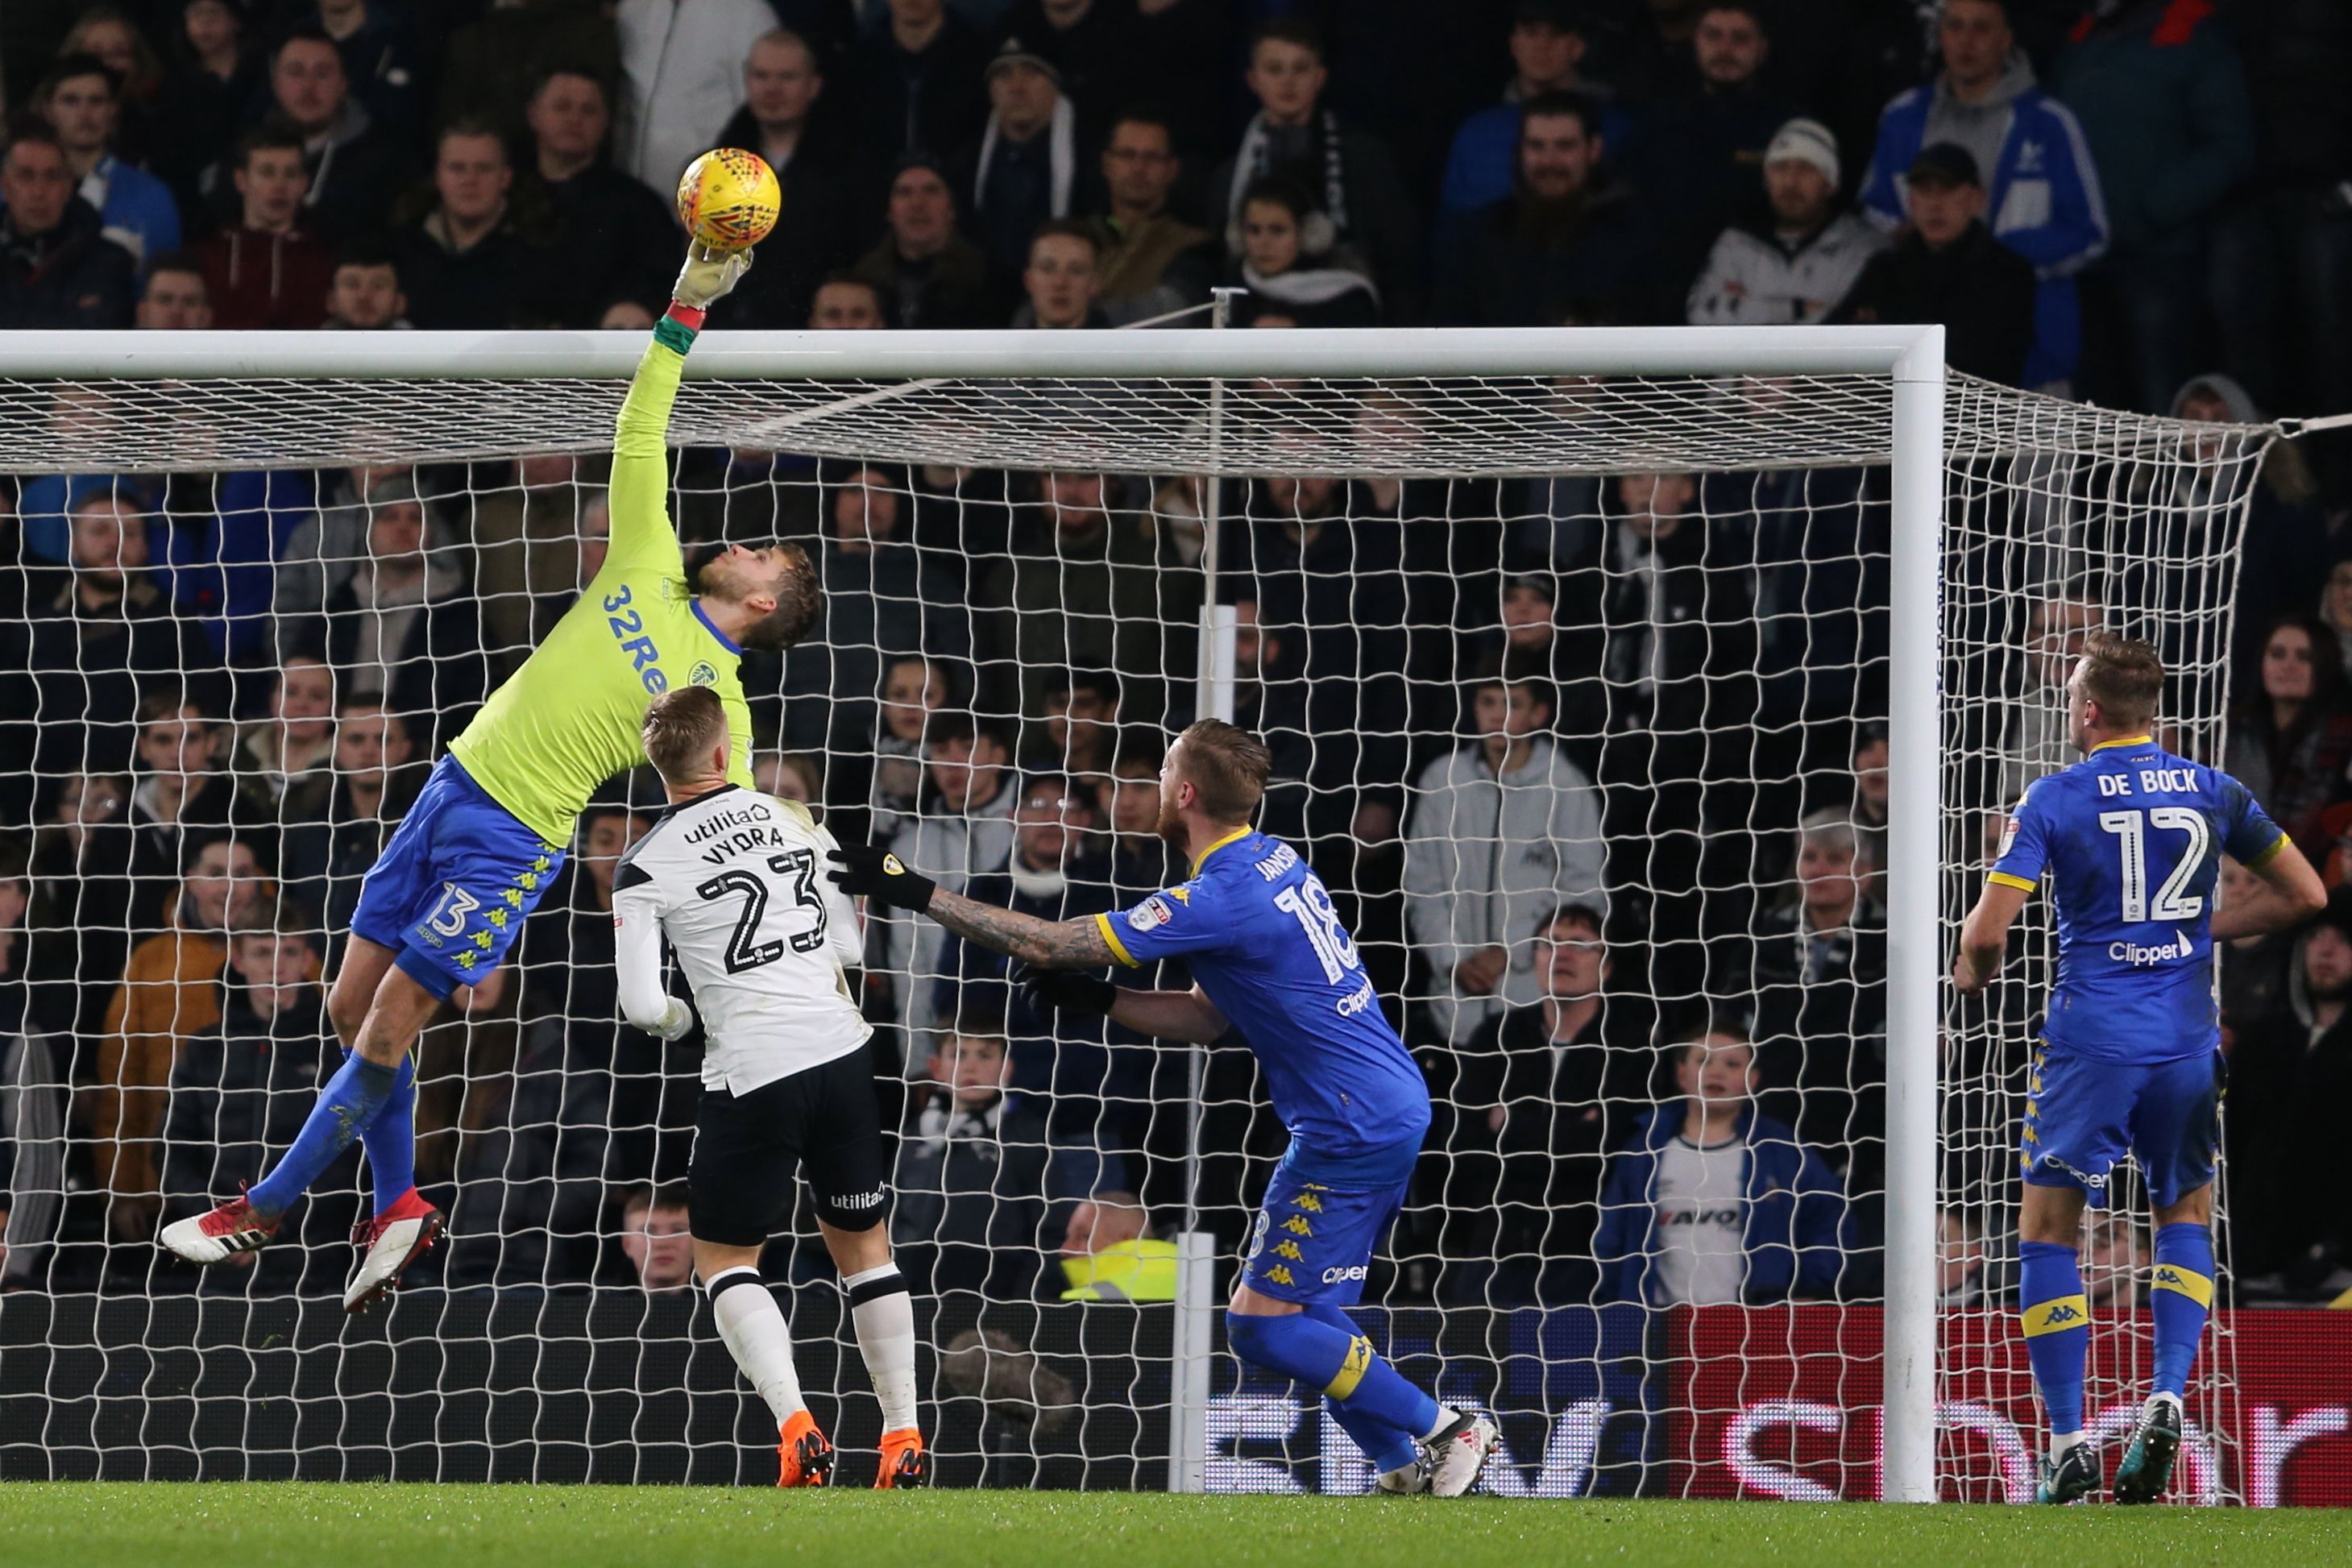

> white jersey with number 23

[{"left": 611, "top": 784, "right": 870, "bottom": 1094}]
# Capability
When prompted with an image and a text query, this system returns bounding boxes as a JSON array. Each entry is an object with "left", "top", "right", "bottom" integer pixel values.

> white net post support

[
  {"left": 1882, "top": 330, "right": 1948, "bottom": 1505},
  {"left": 0, "top": 324, "right": 2275, "bottom": 1496},
  {"left": 1170, "top": 288, "right": 1240, "bottom": 1495}
]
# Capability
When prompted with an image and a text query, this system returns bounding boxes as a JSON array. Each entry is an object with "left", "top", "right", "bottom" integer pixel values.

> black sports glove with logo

[
  {"left": 827, "top": 845, "right": 939, "bottom": 913},
  {"left": 1012, "top": 960, "right": 1118, "bottom": 1018}
]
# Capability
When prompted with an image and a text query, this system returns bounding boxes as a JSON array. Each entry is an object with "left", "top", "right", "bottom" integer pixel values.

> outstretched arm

[
  {"left": 924, "top": 885, "right": 1120, "bottom": 969},
  {"left": 828, "top": 844, "right": 1118, "bottom": 968},
  {"left": 1952, "top": 878, "right": 2033, "bottom": 996},
  {"left": 604, "top": 245, "right": 753, "bottom": 576}
]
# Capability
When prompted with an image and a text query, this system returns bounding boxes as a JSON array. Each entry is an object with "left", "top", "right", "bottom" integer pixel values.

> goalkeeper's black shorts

[{"left": 690, "top": 1045, "right": 889, "bottom": 1245}]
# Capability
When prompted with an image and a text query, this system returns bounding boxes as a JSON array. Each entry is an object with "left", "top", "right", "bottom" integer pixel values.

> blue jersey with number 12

[
  {"left": 1990, "top": 735, "right": 2284, "bottom": 1062},
  {"left": 1096, "top": 828, "right": 1431, "bottom": 1180}
]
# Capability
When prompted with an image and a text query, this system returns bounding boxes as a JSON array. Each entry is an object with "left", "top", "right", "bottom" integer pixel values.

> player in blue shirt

[
  {"left": 1956, "top": 633, "right": 2324, "bottom": 1505},
  {"left": 831, "top": 719, "right": 1502, "bottom": 1496}
]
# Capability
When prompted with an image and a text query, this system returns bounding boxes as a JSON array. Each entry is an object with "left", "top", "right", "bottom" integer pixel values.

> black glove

[
  {"left": 827, "top": 844, "right": 939, "bottom": 913},
  {"left": 1013, "top": 960, "right": 1118, "bottom": 1018}
]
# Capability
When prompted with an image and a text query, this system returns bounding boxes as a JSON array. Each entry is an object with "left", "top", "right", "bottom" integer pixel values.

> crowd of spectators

[
  {"left": 0, "top": 0, "right": 2349, "bottom": 1313},
  {"left": 0, "top": 0, "right": 2345, "bottom": 421}
]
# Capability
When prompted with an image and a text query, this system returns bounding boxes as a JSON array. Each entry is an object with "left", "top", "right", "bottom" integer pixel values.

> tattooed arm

[{"left": 925, "top": 885, "right": 1120, "bottom": 969}]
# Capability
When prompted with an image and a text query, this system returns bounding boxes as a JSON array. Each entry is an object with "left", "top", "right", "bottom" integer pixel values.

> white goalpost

[{"left": 0, "top": 325, "right": 2275, "bottom": 1500}]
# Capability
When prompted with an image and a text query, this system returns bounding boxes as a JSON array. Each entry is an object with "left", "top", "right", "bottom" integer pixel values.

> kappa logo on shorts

[{"left": 1128, "top": 894, "right": 1176, "bottom": 932}]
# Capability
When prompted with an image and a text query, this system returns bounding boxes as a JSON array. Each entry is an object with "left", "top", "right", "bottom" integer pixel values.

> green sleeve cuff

[{"left": 653, "top": 316, "right": 697, "bottom": 355}]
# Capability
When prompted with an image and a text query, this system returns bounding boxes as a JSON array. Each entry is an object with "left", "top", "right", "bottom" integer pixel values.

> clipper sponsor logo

[
  {"left": 1335, "top": 977, "right": 1378, "bottom": 1017},
  {"left": 2109, "top": 929, "right": 2194, "bottom": 965},
  {"left": 1321, "top": 1266, "right": 1369, "bottom": 1284}
]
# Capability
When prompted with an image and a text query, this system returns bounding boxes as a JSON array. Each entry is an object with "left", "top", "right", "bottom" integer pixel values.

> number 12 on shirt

[{"left": 2097, "top": 807, "right": 2211, "bottom": 923}]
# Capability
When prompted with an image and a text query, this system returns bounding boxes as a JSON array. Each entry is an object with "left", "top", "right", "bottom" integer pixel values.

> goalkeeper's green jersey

[{"left": 449, "top": 335, "right": 753, "bottom": 844}]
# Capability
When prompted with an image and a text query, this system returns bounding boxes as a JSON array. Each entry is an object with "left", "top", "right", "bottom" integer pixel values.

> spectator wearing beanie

[
  {"left": 852, "top": 151, "right": 1000, "bottom": 330},
  {"left": 954, "top": 38, "right": 1081, "bottom": 286},
  {"left": 1688, "top": 118, "right": 1885, "bottom": 326}
]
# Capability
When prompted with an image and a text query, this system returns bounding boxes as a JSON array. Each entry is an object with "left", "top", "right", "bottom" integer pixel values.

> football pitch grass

[{"left": 0, "top": 1485, "right": 2340, "bottom": 1568}]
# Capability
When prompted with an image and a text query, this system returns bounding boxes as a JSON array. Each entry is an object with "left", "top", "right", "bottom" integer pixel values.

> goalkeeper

[
  {"left": 832, "top": 720, "right": 1502, "bottom": 1496},
  {"left": 1956, "top": 633, "right": 2324, "bottom": 1504},
  {"left": 163, "top": 243, "right": 821, "bottom": 1312}
]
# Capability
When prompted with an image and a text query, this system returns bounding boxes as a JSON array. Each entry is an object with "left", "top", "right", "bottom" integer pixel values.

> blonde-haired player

[{"left": 616, "top": 687, "right": 925, "bottom": 1489}]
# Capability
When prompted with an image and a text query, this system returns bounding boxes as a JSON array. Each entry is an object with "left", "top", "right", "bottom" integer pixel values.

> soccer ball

[{"left": 675, "top": 148, "right": 781, "bottom": 252}]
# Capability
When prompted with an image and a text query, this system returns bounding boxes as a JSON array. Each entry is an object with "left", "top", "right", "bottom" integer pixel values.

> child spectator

[
  {"left": 1595, "top": 1028, "right": 1848, "bottom": 1305},
  {"left": 890, "top": 1010, "right": 1051, "bottom": 1300}
]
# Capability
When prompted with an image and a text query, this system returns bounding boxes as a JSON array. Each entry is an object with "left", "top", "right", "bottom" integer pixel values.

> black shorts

[{"left": 690, "top": 1046, "right": 890, "bottom": 1247}]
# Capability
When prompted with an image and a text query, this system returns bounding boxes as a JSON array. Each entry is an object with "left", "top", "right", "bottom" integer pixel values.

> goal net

[{"left": 0, "top": 328, "right": 2274, "bottom": 1499}]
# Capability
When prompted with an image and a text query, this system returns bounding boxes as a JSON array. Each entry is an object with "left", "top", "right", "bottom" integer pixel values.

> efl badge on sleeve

[{"left": 1128, "top": 894, "right": 1176, "bottom": 932}]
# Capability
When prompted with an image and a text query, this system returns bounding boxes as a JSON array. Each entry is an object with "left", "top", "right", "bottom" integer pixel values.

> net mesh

[{"left": 0, "top": 358, "right": 2271, "bottom": 1497}]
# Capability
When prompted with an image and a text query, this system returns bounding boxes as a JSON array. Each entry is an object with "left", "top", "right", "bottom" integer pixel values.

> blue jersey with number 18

[
  {"left": 1095, "top": 828, "right": 1431, "bottom": 1182},
  {"left": 1990, "top": 735, "right": 2285, "bottom": 1062}
]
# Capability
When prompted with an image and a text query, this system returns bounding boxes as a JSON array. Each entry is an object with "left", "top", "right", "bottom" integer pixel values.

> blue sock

[
  {"left": 247, "top": 1054, "right": 400, "bottom": 1219},
  {"left": 1304, "top": 1304, "right": 1423, "bottom": 1475},
  {"left": 2018, "top": 1240, "right": 2091, "bottom": 1438},
  {"left": 357, "top": 1051, "right": 418, "bottom": 1217},
  {"left": 1226, "top": 1310, "right": 1441, "bottom": 1454},
  {"left": 2150, "top": 1222, "right": 2214, "bottom": 1399}
]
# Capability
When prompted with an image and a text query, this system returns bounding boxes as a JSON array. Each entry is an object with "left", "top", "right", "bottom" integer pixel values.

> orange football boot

[
  {"left": 874, "top": 1428, "right": 929, "bottom": 1489},
  {"left": 777, "top": 1410, "right": 835, "bottom": 1487}
]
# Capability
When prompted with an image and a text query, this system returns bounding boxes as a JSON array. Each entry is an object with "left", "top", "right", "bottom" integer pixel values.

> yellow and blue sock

[
  {"left": 1302, "top": 1303, "right": 1424, "bottom": 1475},
  {"left": 2150, "top": 1222, "right": 2214, "bottom": 1400},
  {"left": 1226, "top": 1309, "right": 1441, "bottom": 1472},
  {"left": 247, "top": 1053, "right": 400, "bottom": 1219},
  {"left": 357, "top": 1052, "right": 418, "bottom": 1216},
  {"left": 2018, "top": 1240, "right": 2090, "bottom": 1441}
]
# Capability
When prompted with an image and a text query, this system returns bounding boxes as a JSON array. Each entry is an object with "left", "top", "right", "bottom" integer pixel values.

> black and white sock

[
  {"left": 707, "top": 1266, "right": 805, "bottom": 1424},
  {"left": 844, "top": 1263, "right": 919, "bottom": 1433}
]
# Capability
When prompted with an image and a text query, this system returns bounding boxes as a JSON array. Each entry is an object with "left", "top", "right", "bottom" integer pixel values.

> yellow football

[{"left": 675, "top": 147, "right": 781, "bottom": 251}]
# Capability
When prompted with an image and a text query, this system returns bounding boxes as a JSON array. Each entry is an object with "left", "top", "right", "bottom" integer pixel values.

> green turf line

[{"left": 0, "top": 1485, "right": 2337, "bottom": 1568}]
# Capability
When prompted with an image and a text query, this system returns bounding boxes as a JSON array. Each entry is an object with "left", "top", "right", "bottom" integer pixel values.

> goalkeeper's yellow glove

[{"left": 673, "top": 242, "right": 753, "bottom": 309}]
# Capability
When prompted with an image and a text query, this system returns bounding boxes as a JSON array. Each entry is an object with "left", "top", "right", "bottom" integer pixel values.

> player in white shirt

[{"left": 613, "top": 687, "right": 925, "bottom": 1490}]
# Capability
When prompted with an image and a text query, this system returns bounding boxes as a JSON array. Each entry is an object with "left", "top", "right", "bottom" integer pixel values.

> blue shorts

[
  {"left": 2020, "top": 1042, "right": 2222, "bottom": 1210},
  {"left": 1241, "top": 1154, "right": 1410, "bottom": 1307},
  {"left": 350, "top": 756, "right": 566, "bottom": 1002}
]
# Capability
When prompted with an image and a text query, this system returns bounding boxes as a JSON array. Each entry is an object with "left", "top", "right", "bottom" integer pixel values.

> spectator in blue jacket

[
  {"left": 35, "top": 54, "right": 182, "bottom": 271},
  {"left": 2051, "top": 0, "right": 2255, "bottom": 413},
  {"left": 1595, "top": 1027, "right": 1848, "bottom": 1306},
  {"left": 160, "top": 469, "right": 321, "bottom": 666},
  {"left": 1860, "top": 0, "right": 2107, "bottom": 391},
  {"left": 1437, "top": 2, "right": 1633, "bottom": 231}
]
